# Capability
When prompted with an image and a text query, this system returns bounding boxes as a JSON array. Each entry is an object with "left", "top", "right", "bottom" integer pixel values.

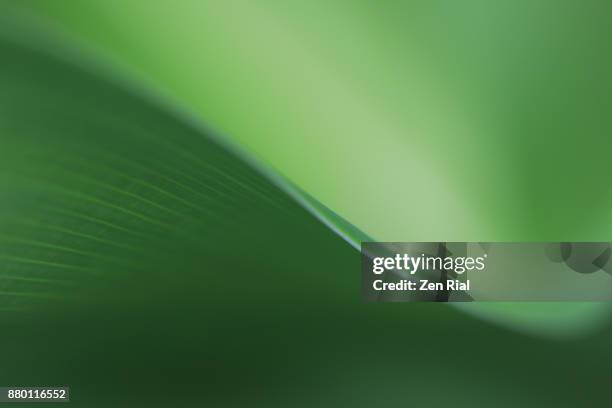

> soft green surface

[
  {"left": 0, "top": 2, "right": 611, "bottom": 406},
  {"left": 4, "top": 0, "right": 612, "bottom": 331}
]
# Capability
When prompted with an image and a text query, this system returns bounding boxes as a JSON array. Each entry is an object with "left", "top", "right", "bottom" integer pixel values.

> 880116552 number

[{"left": 2, "top": 387, "right": 69, "bottom": 402}]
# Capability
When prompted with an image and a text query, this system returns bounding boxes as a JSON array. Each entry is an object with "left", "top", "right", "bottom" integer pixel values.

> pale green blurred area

[{"left": 2, "top": 0, "right": 612, "bottom": 334}]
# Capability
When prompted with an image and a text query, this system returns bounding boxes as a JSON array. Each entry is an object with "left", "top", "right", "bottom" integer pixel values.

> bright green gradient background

[
  {"left": 4, "top": 0, "right": 612, "bottom": 332},
  {"left": 0, "top": 1, "right": 612, "bottom": 406},
  {"left": 8, "top": 0, "right": 611, "bottom": 241}
]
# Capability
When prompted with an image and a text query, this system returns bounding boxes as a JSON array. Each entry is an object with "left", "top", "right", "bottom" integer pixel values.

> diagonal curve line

[
  {"left": 63, "top": 152, "right": 216, "bottom": 217},
  {"left": 13, "top": 219, "right": 138, "bottom": 251},
  {"left": 0, "top": 290, "right": 66, "bottom": 300},
  {"left": 44, "top": 184, "right": 173, "bottom": 229},
  {"left": 0, "top": 235, "right": 136, "bottom": 267},
  {"left": 0, "top": 23, "right": 366, "bottom": 252},
  {"left": 46, "top": 207, "right": 149, "bottom": 239},
  {"left": 0, "top": 275, "right": 74, "bottom": 285},
  {"left": 0, "top": 255, "right": 95, "bottom": 274}
]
